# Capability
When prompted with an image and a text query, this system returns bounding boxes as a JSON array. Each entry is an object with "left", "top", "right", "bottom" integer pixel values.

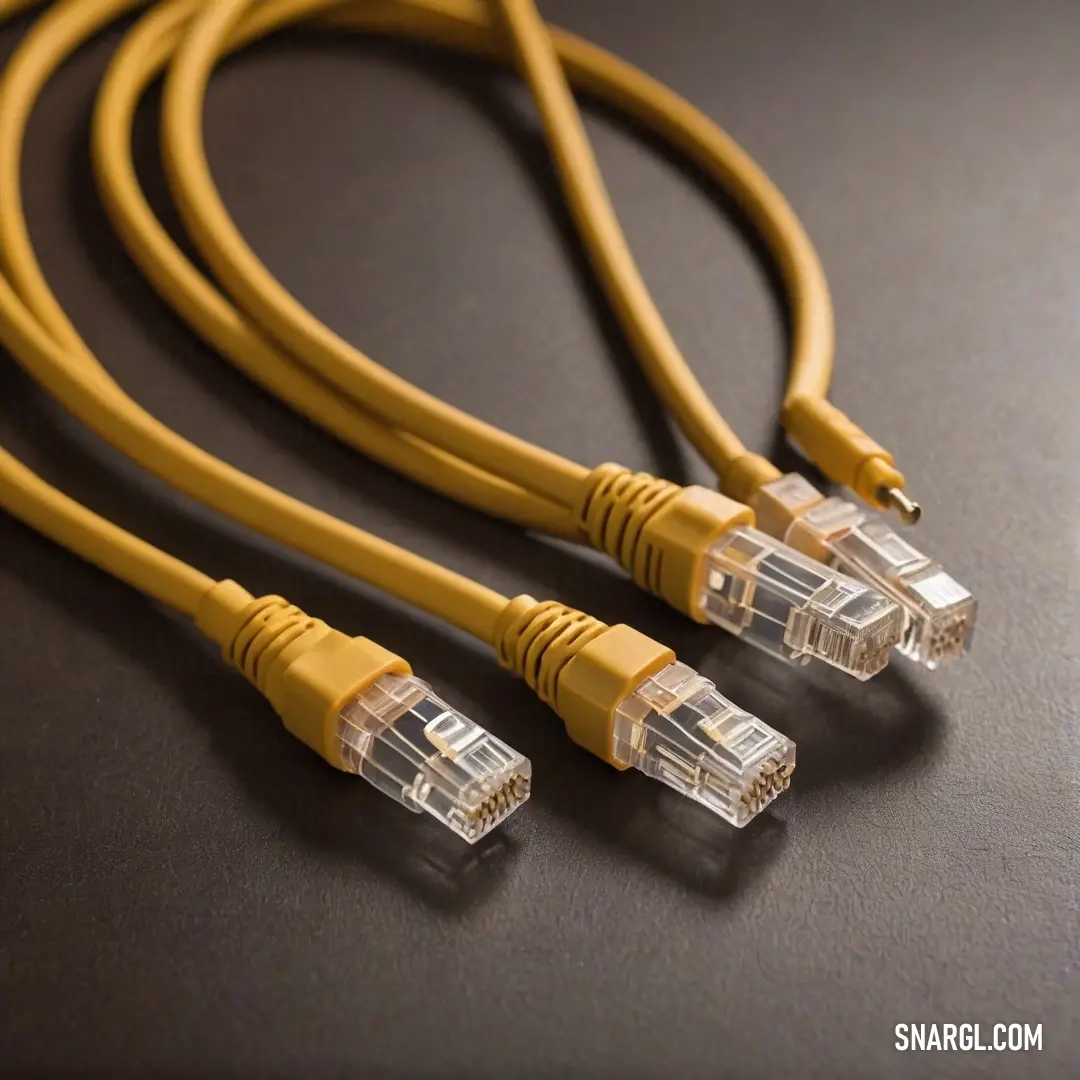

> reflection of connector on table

[
  {"left": 612, "top": 662, "right": 795, "bottom": 827},
  {"left": 338, "top": 674, "right": 531, "bottom": 843}
]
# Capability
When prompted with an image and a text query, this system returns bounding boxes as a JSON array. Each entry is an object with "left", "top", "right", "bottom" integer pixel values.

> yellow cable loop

[
  {"left": 0, "top": 0, "right": 211, "bottom": 617},
  {"left": 160, "top": 0, "right": 589, "bottom": 512},
  {"left": 90, "top": 0, "right": 579, "bottom": 540},
  {"left": 159, "top": 0, "right": 902, "bottom": 510},
  {"left": 99, "top": 0, "right": 882, "bottom": 520},
  {"left": 157, "top": 0, "right": 836, "bottom": 507},
  {"left": 0, "top": 0, "right": 509, "bottom": 643},
  {"left": 487, "top": 0, "right": 911, "bottom": 515}
]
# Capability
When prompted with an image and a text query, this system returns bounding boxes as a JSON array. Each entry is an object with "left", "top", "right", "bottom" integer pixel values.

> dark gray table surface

[{"left": 1, "top": 2, "right": 1077, "bottom": 1077}]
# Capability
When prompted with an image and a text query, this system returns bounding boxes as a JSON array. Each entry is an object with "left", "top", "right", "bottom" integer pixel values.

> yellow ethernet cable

[
  {"left": 86, "top": 0, "right": 907, "bottom": 679},
  {"left": 0, "top": 0, "right": 795, "bottom": 829},
  {"left": 484, "top": 0, "right": 978, "bottom": 668},
  {"left": 0, "top": 414, "right": 534, "bottom": 842},
  {"left": 0, "top": 433, "right": 791, "bottom": 840},
  {"left": 492, "top": 0, "right": 911, "bottom": 521}
]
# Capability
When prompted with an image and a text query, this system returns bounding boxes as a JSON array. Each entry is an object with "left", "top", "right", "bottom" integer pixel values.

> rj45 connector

[
  {"left": 612, "top": 661, "right": 794, "bottom": 827},
  {"left": 337, "top": 674, "right": 531, "bottom": 843}
]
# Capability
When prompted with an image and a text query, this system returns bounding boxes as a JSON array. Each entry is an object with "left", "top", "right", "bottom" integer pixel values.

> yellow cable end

[
  {"left": 883, "top": 485, "right": 922, "bottom": 525},
  {"left": 196, "top": 581, "right": 531, "bottom": 842},
  {"left": 783, "top": 397, "right": 918, "bottom": 521},
  {"left": 854, "top": 456, "right": 917, "bottom": 521},
  {"left": 195, "top": 580, "right": 408, "bottom": 767},
  {"left": 574, "top": 466, "right": 754, "bottom": 623},
  {"left": 555, "top": 623, "right": 674, "bottom": 766},
  {"left": 495, "top": 598, "right": 795, "bottom": 828}
]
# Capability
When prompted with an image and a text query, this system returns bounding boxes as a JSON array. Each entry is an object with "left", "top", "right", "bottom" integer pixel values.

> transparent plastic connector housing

[
  {"left": 336, "top": 674, "right": 531, "bottom": 843},
  {"left": 613, "top": 662, "right": 795, "bottom": 827},
  {"left": 700, "top": 526, "right": 904, "bottom": 679},
  {"left": 795, "top": 497, "right": 977, "bottom": 668}
]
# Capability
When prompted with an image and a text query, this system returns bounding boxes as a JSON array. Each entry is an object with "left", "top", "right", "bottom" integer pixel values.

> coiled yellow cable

[
  {"left": 0, "top": 0, "right": 801, "bottom": 822},
  {"left": 152, "top": 0, "right": 907, "bottom": 517},
  {"left": 0, "top": 0, "right": 508, "bottom": 642},
  {"left": 490, "top": 0, "right": 915, "bottom": 518},
  {"left": 137, "top": 0, "right": 909, "bottom": 520},
  {"left": 122, "top": 0, "right": 808, "bottom": 514},
  {"left": 0, "top": 0, "right": 211, "bottom": 615},
  {"left": 90, "top": 0, "right": 578, "bottom": 539},
  {"left": 89, "top": 0, "right": 804, "bottom": 544}
]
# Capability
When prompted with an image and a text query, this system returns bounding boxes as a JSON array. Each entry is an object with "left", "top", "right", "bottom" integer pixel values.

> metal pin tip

[{"left": 880, "top": 487, "right": 921, "bottom": 525}]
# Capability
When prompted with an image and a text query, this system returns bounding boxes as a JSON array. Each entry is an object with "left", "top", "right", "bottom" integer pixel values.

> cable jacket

[
  {"left": 158, "top": 0, "right": 835, "bottom": 500},
  {"left": 0, "top": 0, "right": 212, "bottom": 617},
  {"left": 92, "top": 0, "right": 580, "bottom": 539},
  {"left": 0, "top": 445, "right": 213, "bottom": 613},
  {"left": 0, "top": 0, "right": 509, "bottom": 643},
  {"left": 161, "top": 0, "right": 588, "bottom": 511}
]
